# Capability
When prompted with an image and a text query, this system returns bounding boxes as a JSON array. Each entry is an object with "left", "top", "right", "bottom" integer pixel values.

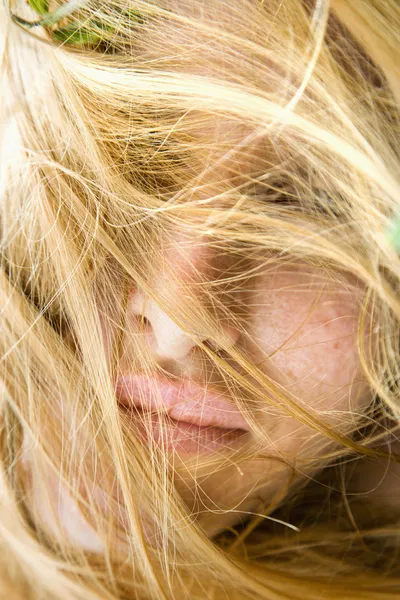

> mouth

[{"left": 115, "top": 374, "right": 250, "bottom": 454}]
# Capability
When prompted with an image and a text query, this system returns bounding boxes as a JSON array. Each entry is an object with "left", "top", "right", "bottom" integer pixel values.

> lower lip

[{"left": 123, "top": 410, "right": 248, "bottom": 455}]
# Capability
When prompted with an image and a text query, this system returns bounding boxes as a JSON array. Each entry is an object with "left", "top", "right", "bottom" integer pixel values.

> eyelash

[{"left": 249, "top": 185, "right": 341, "bottom": 218}]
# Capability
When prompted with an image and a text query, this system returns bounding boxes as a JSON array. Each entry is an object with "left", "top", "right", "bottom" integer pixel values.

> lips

[{"left": 114, "top": 374, "right": 249, "bottom": 432}]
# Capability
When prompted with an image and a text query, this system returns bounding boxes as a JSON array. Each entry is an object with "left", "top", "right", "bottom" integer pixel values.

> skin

[
  {"left": 112, "top": 238, "right": 373, "bottom": 539},
  {"left": 27, "top": 239, "right": 397, "bottom": 549},
  {"left": 25, "top": 122, "right": 380, "bottom": 550}
]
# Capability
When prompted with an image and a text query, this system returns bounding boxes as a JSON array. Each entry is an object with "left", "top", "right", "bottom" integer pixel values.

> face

[
  {"left": 93, "top": 115, "right": 372, "bottom": 539},
  {"left": 91, "top": 229, "right": 372, "bottom": 541},
  {"left": 24, "top": 117, "right": 374, "bottom": 551}
]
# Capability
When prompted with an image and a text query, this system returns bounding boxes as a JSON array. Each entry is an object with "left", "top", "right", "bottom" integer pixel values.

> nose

[{"left": 128, "top": 233, "right": 241, "bottom": 361}]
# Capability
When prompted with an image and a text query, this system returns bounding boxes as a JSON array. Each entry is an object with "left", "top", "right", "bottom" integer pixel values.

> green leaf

[
  {"left": 385, "top": 213, "right": 400, "bottom": 252},
  {"left": 11, "top": 12, "right": 39, "bottom": 28},
  {"left": 39, "top": 0, "right": 91, "bottom": 28},
  {"left": 90, "top": 19, "right": 115, "bottom": 34},
  {"left": 27, "top": 0, "right": 48, "bottom": 16},
  {"left": 51, "top": 24, "right": 103, "bottom": 45},
  {"left": 125, "top": 8, "right": 145, "bottom": 24}
]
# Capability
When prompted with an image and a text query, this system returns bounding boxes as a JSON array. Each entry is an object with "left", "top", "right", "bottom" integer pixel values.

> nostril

[
  {"left": 140, "top": 316, "right": 152, "bottom": 330},
  {"left": 132, "top": 315, "right": 152, "bottom": 333},
  {"left": 202, "top": 339, "right": 219, "bottom": 352},
  {"left": 203, "top": 326, "right": 240, "bottom": 353},
  {"left": 202, "top": 339, "right": 225, "bottom": 358}
]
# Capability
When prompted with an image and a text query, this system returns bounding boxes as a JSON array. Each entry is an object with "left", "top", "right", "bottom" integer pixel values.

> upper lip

[{"left": 114, "top": 374, "right": 249, "bottom": 431}]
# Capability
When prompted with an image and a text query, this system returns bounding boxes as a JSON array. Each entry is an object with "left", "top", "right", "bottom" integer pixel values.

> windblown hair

[{"left": 1, "top": 0, "right": 400, "bottom": 598}]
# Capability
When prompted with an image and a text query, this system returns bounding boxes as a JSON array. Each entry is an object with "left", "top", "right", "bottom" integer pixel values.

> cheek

[{"left": 246, "top": 271, "right": 372, "bottom": 416}]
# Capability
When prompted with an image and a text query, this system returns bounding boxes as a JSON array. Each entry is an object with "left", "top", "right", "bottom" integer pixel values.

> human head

[{"left": 1, "top": 1, "right": 400, "bottom": 598}]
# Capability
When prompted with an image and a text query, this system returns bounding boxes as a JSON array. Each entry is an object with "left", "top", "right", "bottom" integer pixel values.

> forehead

[
  {"left": 134, "top": 2, "right": 299, "bottom": 186},
  {"left": 129, "top": 1, "right": 336, "bottom": 207}
]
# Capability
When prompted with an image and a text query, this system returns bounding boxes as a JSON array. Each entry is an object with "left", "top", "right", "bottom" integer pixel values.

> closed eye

[{"left": 248, "top": 182, "right": 345, "bottom": 219}]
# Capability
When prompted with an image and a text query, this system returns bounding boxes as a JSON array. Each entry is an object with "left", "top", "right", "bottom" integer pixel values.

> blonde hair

[{"left": 1, "top": 0, "right": 400, "bottom": 598}]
